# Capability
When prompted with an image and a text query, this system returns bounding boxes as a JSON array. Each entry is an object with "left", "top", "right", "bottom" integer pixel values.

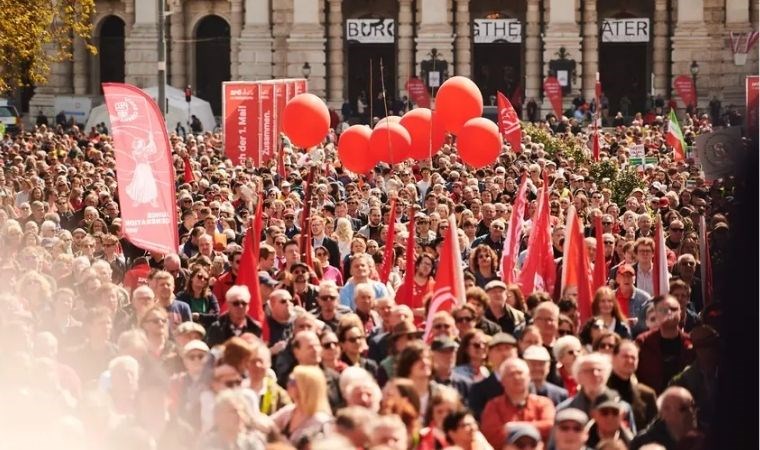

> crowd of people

[{"left": 0, "top": 93, "right": 742, "bottom": 450}]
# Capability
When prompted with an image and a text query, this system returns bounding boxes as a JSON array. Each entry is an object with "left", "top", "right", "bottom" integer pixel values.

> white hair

[
  {"left": 571, "top": 352, "right": 612, "bottom": 380},
  {"left": 108, "top": 355, "right": 140, "bottom": 375},
  {"left": 553, "top": 335, "right": 583, "bottom": 361},
  {"left": 40, "top": 220, "right": 57, "bottom": 233},
  {"left": 226, "top": 285, "right": 251, "bottom": 303},
  {"left": 499, "top": 356, "right": 530, "bottom": 379},
  {"left": 534, "top": 301, "right": 560, "bottom": 318},
  {"left": 339, "top": 366, "right": 373, "bottom": 398}
]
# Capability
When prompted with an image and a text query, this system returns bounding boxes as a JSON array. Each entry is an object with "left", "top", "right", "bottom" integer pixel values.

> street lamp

[
  {"left": 302, "top": 62, "right": 311, "bottom": 80},
  {"left": 690, "top": 60, "right": 699, "bottom": 109}
]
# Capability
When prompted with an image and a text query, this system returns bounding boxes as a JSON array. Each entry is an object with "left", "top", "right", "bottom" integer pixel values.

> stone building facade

[{"left": 31, "top": 0, "right": 758, "bottom": 118}]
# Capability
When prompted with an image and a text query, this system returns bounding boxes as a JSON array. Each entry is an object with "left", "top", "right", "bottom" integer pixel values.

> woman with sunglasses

[
  {"left": 176, "top": 267, "right": 220, "bottom": 329},
  {"left": 467, "top": 245, "right": 500, "bottom": 289},
  {"left": 552, "top": 335, "right": 583, "bottom": 396},
  {"left": 453, "top": 329, "right": 491, "bottom": 383},
  {"left": 319, "top": 329, "right": 347, "bottom": 373},
  {"left": 313, "top": 245, "right": 343, "bottom": 286},
  {"left": 591, "top": 330, "right": 622, "bottom": 356}
]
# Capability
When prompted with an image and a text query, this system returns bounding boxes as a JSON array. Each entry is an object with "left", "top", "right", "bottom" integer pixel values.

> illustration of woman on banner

[{"left": 125, "top": 130, "right": 159, "bottom": 206}]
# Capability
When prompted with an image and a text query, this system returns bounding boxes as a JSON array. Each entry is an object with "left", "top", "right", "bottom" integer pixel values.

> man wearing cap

[
  {"left": 503, "top": 423, "right": 543, "bottom": 450},
  {"left": 607, "top": 340, "right": 658, "bottom": 431},
  {"left": 524, "top": 345, "right": 568, "bottom": 406},
  {"left": 469, "top": 332, "right": 518, "bottom": 419},
  {"left": 430, "top": 336, "right": 471, "bottom": 400},
  {"left": 585, "top": 397, "right": 633, "bottom": 448},
  {"left": 484, "top": 280, "right": 526, "bottom": 335},
  {"left": 669, "top": 325, "right": 718, "bottom": 430},
  {"left": 552, "top": 408, "right": 592, "bottom": 450},
  {"left": 612, "top": 263, "right": 651, "bottom": 329},
  {"left": 481, "top": 357, "right": 555, "bottom": 446},
  {"left": 629, "top": 387, "right": 702, "bottom": 450}
]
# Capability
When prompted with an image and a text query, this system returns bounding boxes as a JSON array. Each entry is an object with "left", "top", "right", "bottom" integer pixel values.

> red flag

[
  {"left": 102, "top": 83, "right": 179, "bottom": 255},
  {"left": 396, "top": 207, "right": 417, "bottom": 307},
  {"left": 182, "top": 156, "right": 195, "bottom": 183},
  {"left": 674, "top": 75, "right": 696, "bottom": 109},
  {"left": 237, "top": 195, "right": 268, "bottom": 342},
  {"left": 517, "top": 187, "right": 556, "bottom": 296},
  {"left": 379, "top": 198, "right": 398, "bottom": 283},
  {"left": 561, "top": 206, "right": 593, "bottom": 323},
  {"left": 591, "top": 128, "right": 600, "bottom": 161},
  {"left": 422, "top": 215, "right": 465, "bottom": 341},
  {"left": 595, "top": 79, "right": 602, "bottom": 108},
  {"left": 543, "top": 77, "right": 563, "bottom": 118},
  {"left": 502, "top": 176, "right": 528, "bottom": 284},
  {"left": 592, "top": 216, "right": 607, "bottom": 291},
  {"left": 653, "top": 219, "right": 669, "bottom": 297},
  {"left": 698, "top": 215, "right": 713, "bottom": 307},
  {"left": 497, "top": 91, "right": 522, "bottom": 154},
  {"left": 406, "top": 77, "right": 431, "bottom": 108},
  {"left": 299, "top": 167, "right": 317, "bottom": 263}
]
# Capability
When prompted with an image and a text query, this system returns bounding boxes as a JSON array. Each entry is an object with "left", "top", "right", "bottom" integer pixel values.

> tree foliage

[{"left": 0, "top": 0, "right": 96, "bottom": 93}]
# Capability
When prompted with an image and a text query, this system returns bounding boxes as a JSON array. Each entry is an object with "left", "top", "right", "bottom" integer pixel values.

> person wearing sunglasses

[
  {"left": 337, "top": 322, "right": 378, "bottom": 377},
  {"left": 206, "top": 285, "right": 263, "bottom": 348},
  {"left": 635, "top": 295, "right": 694, "bottom": 395},
  {"left": 138, "top": 305, "right": 172, "bottom": 364},
  {"left": 551, "top": 408, "right": 590, "bottom": 450},
  {"left": 470, "top": 219, "right": 507, "bottom": 260},
  {"left": 524, "top": 345, "right": 568, "bottom": 407},
  {"left": 176, "top": 267, "right": 220, "bottom": 329},
  {"left": 629, "top": 387, "right": 701, "bottom": 450}
]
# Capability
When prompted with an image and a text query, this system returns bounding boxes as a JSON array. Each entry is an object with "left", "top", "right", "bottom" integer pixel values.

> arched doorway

[
  {"left": 470, "top": 2, "right": 526, "bottom": 114},
  {"left": 99, "top": 16, "right": 126, "bottom": 88},
  {"left": 195, "top": 15, "right": 230, "bottom": 115},
  {"left": 344, "top": 1, "right": 398, "bottom": 121},
  {"left": 598, "top": 1, "right": 654, "bottom": 119}
]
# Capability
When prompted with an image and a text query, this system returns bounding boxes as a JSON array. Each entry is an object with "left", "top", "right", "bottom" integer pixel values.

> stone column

[
  {"left": 581, "top": 0, "right": 598, "bottom": 103},
  {"left": 454, "top": 0, "right": 471, "bottom": 77},
  {"left": 169, "top": 1, "right": 186, "bottom": 88},
  {"left": 671, "top": 0, "right": 710, "bottom": 109},
  {"left": 525, "top": 0, "right": 542, "bottom": 106},
  {"left": 327, "top": 0, "right": 343, "bottom": 105},
  {"left": 73, "top": 38, "right": 89, "bottom": 95},
  {"left": 125, "top": 0, "right": 159, "bottom": 88},
  {"left": 287, "top": 0, "right": 327, "bottom": 97},
  {"left": 397, "top": 0, "right": 414, "bottom": 97},
  {"left": 652, "top": 0, "right": 668, "bottom": 97},
  {"left": 230, "top": 0, "right": 243, "bottom": 80},
  {"left": 415, "top": 0, "right": 455, "bottom": 81},
  {"left": 239, "top": 0, "right": 273, "bottom": 80},
  {"left": 542, "top": 0, "right": 581, "bottom": 115}
]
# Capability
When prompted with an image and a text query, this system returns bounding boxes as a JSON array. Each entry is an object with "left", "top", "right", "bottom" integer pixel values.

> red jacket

[
  {"left": 635, "top": 328, "right": 695, "bottom": 394},
  {"left": 481, "top": 393, "right": 555, "bottom": 447}
]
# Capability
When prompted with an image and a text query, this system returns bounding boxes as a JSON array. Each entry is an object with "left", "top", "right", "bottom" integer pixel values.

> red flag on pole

[
  {"left": 497, "top": 91, "right": 522, "bottom": 154},
  {"left": 653, "top": 219, "right": 670, "bottom": 297},
  {"left": 379, "top": 199, "right": 398, "bottom": 283},
  {"left": 592, "top": 215, "right": 607, "bottom": 291},
  {"left": 182, "top": 156, "right": 195, "bottom": 183},
  {"left": 102, "top": 83, "right": 179, "bottom": 255},
  {"left": 502, "top": 176, "right": 528, "bottom": 284},
  {"left": 396, "top": 208, "right": 418, "bottom": 307},
  {"left": 518, "top": 186, "right": 556, "bottom": 297},
  {"left": 299, "top": 167, "right": 317, "bottom": 264},
  {"left": 237, "top": 195, "right": 268, "bottom": 341},
  {"left": 561, "top": 206, "right": 594, "bottom": 323},
  {"left": 543, "top": 77, "right": 564, "bottom": 118},
  {"left": 422, "top": 215, "right": 466, "bottom": 341}
]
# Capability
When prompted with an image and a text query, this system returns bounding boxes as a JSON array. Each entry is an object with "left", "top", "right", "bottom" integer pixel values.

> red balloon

[
  {"left": 376, "top": 115, "right": 402, "bottom": 127},
  {"left": 399, "top": 108, "right": 448, "bottom": 160},
  {"left": 435, "top": 76, "right": 483, "bottom": 135},
  {"left": 457, "top": 117, "right": 502, "bottom": 169},
  {"left": 282, "top": 93, "right": 330, "bottom": 148},
  {"left": 369, "top": 122, "right": 412, "bottom": 164},
  {"left": 337, "top": 125, "right": 375, "bottom": 173}
]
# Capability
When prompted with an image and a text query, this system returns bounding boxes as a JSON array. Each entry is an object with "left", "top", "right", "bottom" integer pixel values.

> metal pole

[{"left": 157, "top": 0, "right": 167, "bottom": 118}]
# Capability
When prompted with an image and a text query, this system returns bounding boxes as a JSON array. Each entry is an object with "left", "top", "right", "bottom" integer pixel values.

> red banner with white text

[
  {"left": 102, "top": 83, "right": 179, "bottom": 255},
  {"left": 674, "top": 75, "right": 696, "bottom": 109},
  {"left": 406, "top": 77, "right": 431, "bottom": 108},
  {"left": 497, "top": 91, "right": 522, "bottom": 153},
  {"left": 274, "top": 81, "right": 286, "bottom": 140},
  {"left": 223, "top": 82, "right": 261, "bottom": 166},
  {"left": 259, "top": 82, "right": 275, "bottom": 164},
  {"left": 543, "top": 77, "right": 563, "bottom": 118},
  {"left": 294, "top": 79, "right": 307, "bottom": 96}
]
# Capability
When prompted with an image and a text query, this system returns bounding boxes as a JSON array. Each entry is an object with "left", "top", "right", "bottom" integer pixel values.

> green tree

[{"left": 0, "top": 0, "right": 96, "bottom": 93}]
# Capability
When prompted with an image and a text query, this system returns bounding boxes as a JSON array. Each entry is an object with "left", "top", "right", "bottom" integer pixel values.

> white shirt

[{"left": 637, "top": 265, "right": 654, "bottom": 297}]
